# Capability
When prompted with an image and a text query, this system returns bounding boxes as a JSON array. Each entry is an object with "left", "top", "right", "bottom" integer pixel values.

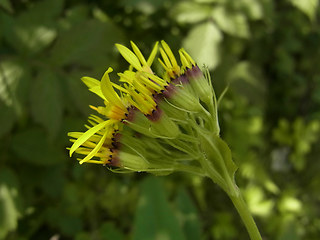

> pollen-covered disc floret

[{"left": 68, "top": 40, "right": 226, "bottom": 178}]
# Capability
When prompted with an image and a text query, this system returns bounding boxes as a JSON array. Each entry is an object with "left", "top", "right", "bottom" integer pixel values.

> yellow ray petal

[
  {"left": 69, "top": 120, "right": 113, "bottom": 157},
  {"left": 111, "top": 82, "right": 129, "bottom": 94},
  {"left": 147, "top": 41, "right": 159, "bottom": 66},
  {"left": 100, "top": 67, "right": 125, "bottom": 109},
  {"left": 88, "top": 85, "right": 107, "bottom": 100},
  {"left": 82, "top": 76, "right": 107, "bottom": 100},
  {"left": 81, "top": 76, "right": 100, "bottom": 88},
  {"left": 130, "top": 41, "right": 148, "bottom": 66},
  {"left": 179, "top": 50, "right": 190, "bottom": 69},
  {"left": 160, "top": 48, "right": 172, "bottom": 68},
  {"left": 179, "top": 48, "right": 196, "bottom": 66},
  {"left": 79, "top": 128, "right": 110, "bottom": 164},
  {"left": 161, "top": 40, "right": 178, "bottom": 67},
  {"left": 116, "top": 44, "right": 142, "bottom": 70}
]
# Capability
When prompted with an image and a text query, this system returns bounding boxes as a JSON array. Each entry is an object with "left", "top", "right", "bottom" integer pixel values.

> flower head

[{"left": 68, "top": 40, "right": 228, "bottom": 179}]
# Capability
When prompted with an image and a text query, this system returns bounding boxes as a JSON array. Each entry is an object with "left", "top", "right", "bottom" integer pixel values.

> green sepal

[
  {"left": 150, "top": 110, "right": 180, "bottom": 138},
  {"left": 124, "top": 111, "right": 158, "bottom": 138},
  {"left": 118, "top": 151, "right": 150, "bottom": 171},
  {"left": 199, "top": 131, "right": 238, "bottom": 194},
  {"left": 125, "top": 110, "right": 180, "bottom": 139},
  {"left": 158, "top": 100, "right": 188, "bottom": 122},
  {"left": 117, "top": 133, "right": 175, "bottom": 175},
  {"left": 189, "top": 72, "right": 213, "bottom": 105},
  {"left": 168, "top": 85, "right": 201, "bottom": 112}
]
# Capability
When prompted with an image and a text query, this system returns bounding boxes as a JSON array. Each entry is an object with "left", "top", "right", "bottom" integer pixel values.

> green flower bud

[
  {"left": 163, "top": 75, "right": 201, "bottom": 112},
  {"left": 124, "top": 108, "right": 180, "bottom": 139},
  {"left": 186, "top": 66, "right": 213, "bottom": 105}
]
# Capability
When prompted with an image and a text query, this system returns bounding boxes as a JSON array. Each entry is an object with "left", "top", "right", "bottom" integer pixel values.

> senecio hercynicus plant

[{"left": 68, "top": 41, "right": 262, "bottom": 240}]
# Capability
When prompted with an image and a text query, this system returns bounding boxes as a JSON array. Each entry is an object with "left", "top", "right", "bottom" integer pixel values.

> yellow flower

[{"left": 68, "top": 40, "right": 216, "bottom": 171}]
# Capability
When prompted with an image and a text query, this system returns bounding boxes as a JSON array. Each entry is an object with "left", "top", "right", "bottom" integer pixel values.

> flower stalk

[{"left": 228, "top": 188, "right": 263, "bottom": 240}]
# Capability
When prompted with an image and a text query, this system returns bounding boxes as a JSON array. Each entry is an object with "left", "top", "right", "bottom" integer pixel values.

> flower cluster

[
  {"left": 68, "top": 41, "right": 232, "bottom": 179},
  {"left": 68, "top": 41, "right": 263, "bottom": 240}
]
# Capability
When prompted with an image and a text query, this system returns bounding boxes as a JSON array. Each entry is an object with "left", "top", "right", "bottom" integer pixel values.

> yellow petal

[
  {"left": 69, "top": 120, "right": 112, "bottom": 157},
  {"left": 81, "top": 76, "right": 100, "bottom": 88},
  {"left": 116, "top": 44, "right": 142, "bottom": 70},
  {"left": 79, "top": 128, "right": 110, "bottom": 164},
  {"left": 180, "top": 48, "right": 196, "bottom": 66},
  {"left": 100, "top": 67, "right": 124, "bottom": 108},
  {"left": 88, "top": 85, "right": 107, "bottom": 100},
  {"left": 147, "top": 41, "right": 159, "bottom": 66},
  {"left": 158, "top": 58, "right": 170, "bottom": 72},
  {"left": 161, "top": 40, "right": 178, "bottom": 67},
  {"left": 111, "top": 82, "right": 129, "bottom": 94},
  {"left": 82, "top": 76, "right": 107, "bottom": 100},
  {"left": 130, "top": 41, "right": 148, "bottom": 66},
  {"left": 179, "top": 50, "right": 189, "bottom": 69},
  {"left": 160, "top": 48, "right": 172, "bottom": 68}
]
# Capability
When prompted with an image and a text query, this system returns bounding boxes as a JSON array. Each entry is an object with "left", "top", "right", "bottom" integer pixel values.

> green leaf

[
  {"left": 0, "top": 168, "right": 20, "bottom": 239},
  {"left": 39, "top": 166, "right": 65, "bottom": 198},
  {"left": 289, "top": 0, "right": 319, "bottom": 21},
  {"left": 63, "top": 4, "right": 90, "bottom": 25},
  {"left": 132, "top": 177, "right": 186, "bottom": 240},
  {"left": 10, "top": 128, "right": 64, "bottom": 166},
  {"left": 171, "top": 2, "right": 212, "bottom": 24},
  {"left": 58, "top": 215, "right": 83, "bottom": 237},
  {"left": 100, "top": 222, "right": 125, "bottom": 240},
  {"left": 121, "top": 0, "right": 165, "bottom": 14},
  {"left": 30, "top": 70, "right": 63, "bottom": 138},
  {"left": 195, "top": 0, "right": 226, "bottom": 2},
  {"left": 50, "top": 20, "right": 123, "bottom": 70},
  {"left": 277, "top": 221, "right": 300, "bottom": 240},
  {"left": 227, "top": 61, "right": 266, "bottom": 107},
  {"left": 2, "top": 0, "right": 63, "bottom": 54},
  {"left": 2, "top": 9, "right": 58, "bottom": 55},
  {"left": 238, "top": 0, "right": 264, "bottom": 20},
  {"left": 0, "top": 102, "right": 15, "bottom": 138},
  {"left": 175, "top": 189, "right": 202, "bottom": 240},
  {"left": 183, "top": 21, "right": 222, "bottom": 70},
  {"left": 0, "top": 0, "right": 13, "bottom": 13},
  {"left": 211, "top": 212, "right": 237, "bottom": 239},
  {"left": 244, "top": 185, "right": 274, "bottom": 217},
  {"left": 0, "top": 59, "right": 30, "bottom": 116},
  {"left": 0, "top": 60, "right": 23, "bottom": 107},
  {"left": 211, "top": 6, "right": 250, "bottom": 38}
]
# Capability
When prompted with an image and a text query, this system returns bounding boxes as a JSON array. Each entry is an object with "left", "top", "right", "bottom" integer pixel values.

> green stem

[
  {"left": 204, "top": 157, "right": 262, "bottom": 240},
  {"left": 195, "top": 127, "right": 262, "bottom": 239},
  {"left": 228, "top": 186, "right": 262, "bottom": 240}
]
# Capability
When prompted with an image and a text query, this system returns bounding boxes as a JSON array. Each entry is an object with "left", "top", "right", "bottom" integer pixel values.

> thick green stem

[{"left": 228, "top": 186, "right": 262, "bottom": 240}]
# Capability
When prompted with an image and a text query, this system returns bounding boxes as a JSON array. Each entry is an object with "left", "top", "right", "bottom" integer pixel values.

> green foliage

[
  {"left": 289, "top": 0, "right": 319, "bottom": 21},
  {"left": 175, "top": 188, "right": 203, "bottom": 240},
  {"left": 0, "top": 0, "right": 320, "bottom": 239},
  {"left": 0, "top": 168, "right": 21, "bottom": 239},
  {"left": 183, "top": 21, "right": 222, "bottom": 69},
  {"left": 11, "top": 128, "right": 65, "bottom": 165},
  {"left": 132, "top": 177, "right": 185, "bottom": 240},
  {"left": 30, "top": 71, "right": 63, "bottom": 139},
  {"left": 273, "top": 118, "right": 320, "bottom": 171}
]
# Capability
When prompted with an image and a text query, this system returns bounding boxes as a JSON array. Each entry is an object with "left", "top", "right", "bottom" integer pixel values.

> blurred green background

[{"left": 1, "top": 0, "right": 320, "bottom": 239}]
